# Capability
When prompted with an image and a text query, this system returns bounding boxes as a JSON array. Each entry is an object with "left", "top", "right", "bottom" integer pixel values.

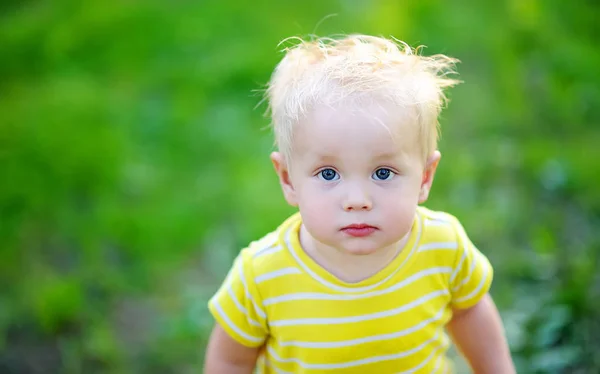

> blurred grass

[{"left": 0, "top": 1, "right": 599, "bottom": 373}]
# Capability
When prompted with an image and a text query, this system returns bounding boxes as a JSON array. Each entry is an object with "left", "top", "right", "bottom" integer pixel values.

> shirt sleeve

[
  {"left": 208, "top": 249, "right": 268, "bottom": 347},
  {"left": 449, "top": 217, "right": 494, "bottom": 310}
]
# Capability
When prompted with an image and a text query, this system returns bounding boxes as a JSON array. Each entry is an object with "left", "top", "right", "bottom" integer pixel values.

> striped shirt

[{"left": 208, "top": 206, "right": 493, "bottom": 373}]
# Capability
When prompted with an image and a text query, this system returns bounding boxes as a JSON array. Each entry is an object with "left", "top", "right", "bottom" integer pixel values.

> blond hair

[{"left": 265, "top": 34, "right": 461, "bottom": 163}]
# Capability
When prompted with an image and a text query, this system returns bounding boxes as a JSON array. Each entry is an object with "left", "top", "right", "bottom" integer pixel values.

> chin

[
  {"left": 339, "top": 243, "right": 383, "bottom": 256},
  {"left": 346, "top": 249, "right": 381, "bottom": 256}
]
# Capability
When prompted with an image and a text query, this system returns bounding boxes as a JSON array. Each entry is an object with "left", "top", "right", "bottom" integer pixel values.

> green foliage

[{"left": 1, "top": 1, "right": 598, "bottom": 373}]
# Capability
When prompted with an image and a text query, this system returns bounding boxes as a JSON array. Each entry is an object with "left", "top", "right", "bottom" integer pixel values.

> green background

[{"left": 1, "top": 1, "right": 599, "bottom": 373}]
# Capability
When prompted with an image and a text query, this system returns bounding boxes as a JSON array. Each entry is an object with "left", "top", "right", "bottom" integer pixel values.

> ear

[
  {"left": 270, "top": 152, "right": 298, "bottom": 207},
  {"left": 418, "top": 150, "right": 441, "bottom": 204}
]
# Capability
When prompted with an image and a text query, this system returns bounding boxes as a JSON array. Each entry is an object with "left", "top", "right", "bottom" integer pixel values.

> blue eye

[
  {"left": 318, "top": 168, "right": 339, "bottom": 181},
  {"left": 373, "top": 168, "right": 394, "bottom": 181}
]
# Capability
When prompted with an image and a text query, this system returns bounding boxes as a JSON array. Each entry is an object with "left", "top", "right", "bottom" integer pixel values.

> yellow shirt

[{"left": 208, "top": 206, "right": 493, "bottom": 373}]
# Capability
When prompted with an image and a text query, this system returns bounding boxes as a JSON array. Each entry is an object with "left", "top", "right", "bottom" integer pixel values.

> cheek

[
  {"left": 298, "top": 184, "right": 334, "bottom": 214},
  {"left": 376, "top": 194, "right": 417, "bottom": 239},
  {"left": 380, "top": 177, "right": 421, "bottom": 202},
  {"left": 296, "top": 183, "right": 337, "bottom": 230},
  {"left": 378, "top": 182, "right": 420, "bottom": 220}
]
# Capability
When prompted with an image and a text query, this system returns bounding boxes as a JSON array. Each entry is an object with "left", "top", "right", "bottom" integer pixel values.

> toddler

[{"left": 204, "top": 34, "right": 515, "bottom": 374}]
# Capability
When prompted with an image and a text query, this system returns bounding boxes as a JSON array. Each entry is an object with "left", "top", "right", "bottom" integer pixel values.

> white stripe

[
  {"left": 252, "top": 299, "right": 266, "bottom": 319},
  {"left": 263, "top": 356, "right": 293, "bottom": 374},
  {"left": 395, "top": 346, "right": 441, "bottom": 374},
  {"left": 451, "top": 223, "right": 474, "bottom": 283},
  {"left": 454, "top": 261, "right": 490, "bottom": 303},
  {"left": 451, "top": 251, "right": 478, "bottom": 292},
  {"left": 228, "top": 287, "right": 248, "bottom": 315},
  {"left": 250, "top": 232, "right": 279, "bottom": 257},
  {"left": 270, "top": 289, "right": 448, "bottom": 326},
  {"left": 263, "top": 267, "right": 451, "bottom": 306},
  {"left": 431, "top": 355, "right": 442, "bottom": 374},
  {"left": 450, "top": 248, "right": 467, "bottom": 283},
  {"left": 227, "top": 288, "right": 262, "bottom": 327},
  {"left": 213, "top": 301, "right": 263, "bottom": 343},
  {"left": 255, "top": 267, "right": 302, "bottom": 283},
  {"left": 278, "top": 306, "right": 447, "bottom": 348},
  {"left": 418, "top": 242, "right": 458, "bottom": 252},
  {"left": 268, "top": 332, "right": 439, "bottom": 370},
  {"left": 254, "top": 245, "right": 282, "bottom": 258},
  {"left": 284, "top": 213, "right": 423, "bottom": 293},
  {"left": 424, "top": 219, "right": 450, "bottom": 227},
  {"left": 238, "top": 260, "right": 267, "bottom": 319},
  {"left": 256, "top": 352, "right": 266, "bottom": 373},
  {"left": 425, "top": 211, "right": 453, "bottom": 221}
]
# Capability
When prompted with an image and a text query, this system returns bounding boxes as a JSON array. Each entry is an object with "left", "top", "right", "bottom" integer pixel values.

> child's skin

[{"left": 204, "top": 100, "right": 516, "bottom": 373}]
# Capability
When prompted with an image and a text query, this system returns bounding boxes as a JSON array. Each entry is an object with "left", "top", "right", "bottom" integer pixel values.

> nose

[{"left": 343, "top": 182, "right": 372, "bottom": 211}]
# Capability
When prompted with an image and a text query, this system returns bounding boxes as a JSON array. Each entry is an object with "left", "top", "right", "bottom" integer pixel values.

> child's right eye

[{"left": 318, "top": 168, "right": 339, "bottom": 181}]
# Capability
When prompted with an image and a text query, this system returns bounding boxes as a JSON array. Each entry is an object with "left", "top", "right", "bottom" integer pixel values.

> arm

[
  {"left": 447, "top": 293, "right": 515, "bottom": 374},
  {"left": 205, "top": 249, "right": 268, "bottom": 373},
  {"left": 204, "top": 323, "right": 261, "bottom": 374}
]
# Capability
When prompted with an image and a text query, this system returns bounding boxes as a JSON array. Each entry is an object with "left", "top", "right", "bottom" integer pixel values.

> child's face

[{"left": 271, "top": 102, "right": 440, "bottom": 256}]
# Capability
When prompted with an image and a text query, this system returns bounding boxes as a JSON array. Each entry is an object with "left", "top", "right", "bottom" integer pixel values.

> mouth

[{"left": 340, "top": 224, "right": 378, "bottom": 237}]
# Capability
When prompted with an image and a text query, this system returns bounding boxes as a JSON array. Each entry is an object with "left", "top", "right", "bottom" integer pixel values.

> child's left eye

[{"left": 372, "top": 168, "right": 395, "bottom": 181}]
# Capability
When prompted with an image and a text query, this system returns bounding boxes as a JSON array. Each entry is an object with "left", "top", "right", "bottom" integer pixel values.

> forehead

[{"left": 293, "top": 101, "right": 419, "bottom": 157}]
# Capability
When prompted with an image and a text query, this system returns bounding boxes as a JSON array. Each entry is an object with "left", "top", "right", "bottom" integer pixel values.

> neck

[{"left": 299, "top": 225, "right": 410, "bottom": 283}]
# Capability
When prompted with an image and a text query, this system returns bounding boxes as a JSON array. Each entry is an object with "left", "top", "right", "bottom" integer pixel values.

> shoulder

[
  {"left": 237, "top": 212, "right": 300, "bottom": 279},
  {"left": 413, "top": 206, "right": 480, "bottom": 271},
  {"left": 417, "top": 206, "right": 466, "bottom": 243}
]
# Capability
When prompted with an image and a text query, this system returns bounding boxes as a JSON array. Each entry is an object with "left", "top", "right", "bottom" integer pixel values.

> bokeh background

[{"left": 1, "top": 1, "right": 599, "bottom": 373}]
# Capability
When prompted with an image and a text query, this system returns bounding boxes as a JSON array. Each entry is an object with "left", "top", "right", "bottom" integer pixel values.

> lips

[{"left": 341, "top": 224, "right": 377, "bottom": 237}]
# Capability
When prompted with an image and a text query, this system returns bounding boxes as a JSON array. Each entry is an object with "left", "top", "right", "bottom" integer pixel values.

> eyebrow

[
  {"left": 314, "top": 154, "right": 339, "bottom": 162},
  {"left": 373, "top": 152, "right": 399, "bottom": 161},
  {"left": 311, "top": 152, "right": 408, "bottom": 167},
  {"left": 313, "top": 151, "right": 403, "bottom": 160}
]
